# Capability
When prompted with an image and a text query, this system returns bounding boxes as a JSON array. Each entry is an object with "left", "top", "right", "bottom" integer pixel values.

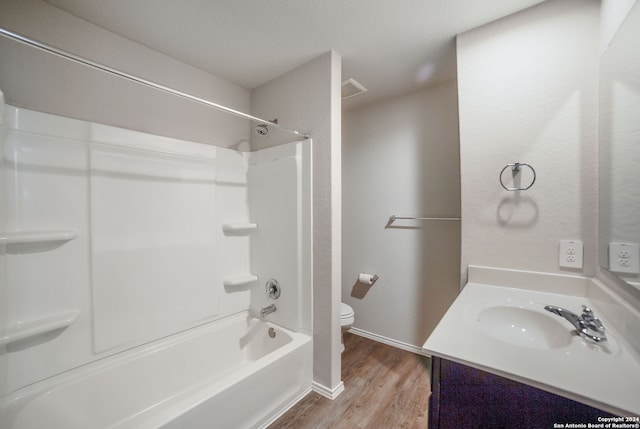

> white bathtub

[{"left": 1, "top": 311, "right": 312, "bottom": 429}]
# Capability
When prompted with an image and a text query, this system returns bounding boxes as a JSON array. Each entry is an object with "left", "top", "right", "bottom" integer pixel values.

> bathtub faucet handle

[{"left": 266, "top": 279, "right": 281, "bottom": 300}]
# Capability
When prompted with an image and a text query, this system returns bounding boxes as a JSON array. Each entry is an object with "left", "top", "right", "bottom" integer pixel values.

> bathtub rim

[
  {"left": 1, "top": 310, "right": 311, "bottom": 428},
  {"left": 130, "top": 326, "right": 312, "bottom": 429},
  {"left": 118, "top": 317, "right": 311, "bottom": 428}
]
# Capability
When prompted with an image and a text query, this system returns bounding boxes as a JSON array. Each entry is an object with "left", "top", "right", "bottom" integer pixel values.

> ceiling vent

[{"left": 341, "top": 78, "right": 367, "bottom": 99}]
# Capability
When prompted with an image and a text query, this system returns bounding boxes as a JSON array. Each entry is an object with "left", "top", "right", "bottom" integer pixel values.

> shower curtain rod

[{"left": 0, "top": 27, "right": 310, "bottom": 139}]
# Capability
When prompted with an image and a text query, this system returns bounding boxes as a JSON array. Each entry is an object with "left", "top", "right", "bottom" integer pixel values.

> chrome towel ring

[{"left": 499, "top": 162, "right": 536, "bottom": 191}]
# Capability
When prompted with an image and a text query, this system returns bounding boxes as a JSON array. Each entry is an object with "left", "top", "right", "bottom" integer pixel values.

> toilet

[{"left": 340, "top": 302, "right": 355, "bottom": 353}]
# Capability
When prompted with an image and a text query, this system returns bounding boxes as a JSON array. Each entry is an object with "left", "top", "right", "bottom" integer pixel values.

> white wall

[
  {"left": 0, "top": 106, "right": 252, "bottom": 395},
  {"left": 457, "top": 0, "right": 600, "bottom": 286},
  {"left": 0, "top": 0, "right": 334, "bottom": 399},
  {"left": 248, "top": 141, "right": 313, "bottom": 333},
  {"left": 599, "top": 0, "right": 640, "bottom": 287},
  {"left": 600, "top": 0, "right": 638, "bottom": 54},
  {"left": 596, "top": 0, "right": 640, "bottom": 307},
  {"left": 251, "top": 51, "right": 343, "bottom": 396},
  {"left": 342, "top": 82, "right": 461, "bottom": 350},
  {"left": 0, "top": 0, "right": 258, "bottom": 392},
  {"left": 0, "top": 0, "right": 250, "bottom": 148},
  {"left": 0, "top": 91, "right": 7, "bottom": 396}
]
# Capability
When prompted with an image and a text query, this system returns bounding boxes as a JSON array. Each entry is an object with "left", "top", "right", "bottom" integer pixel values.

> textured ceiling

[{"left": 44, "top": 0, "right": 545, "bottom": 109}]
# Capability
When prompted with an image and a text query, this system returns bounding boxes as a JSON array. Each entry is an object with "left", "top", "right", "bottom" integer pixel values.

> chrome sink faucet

[{"left": 544, "top": 305, "right": 607, "bottom": 343}]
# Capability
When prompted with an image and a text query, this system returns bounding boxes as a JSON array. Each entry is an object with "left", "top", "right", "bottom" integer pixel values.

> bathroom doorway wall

[{"left": 342, "top": 81, "right": 461, "bottom": 351}]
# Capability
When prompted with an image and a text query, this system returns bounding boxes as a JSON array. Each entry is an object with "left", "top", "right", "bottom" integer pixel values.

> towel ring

[{"left": 499, "top": 162, "right": 536, "bottom": 191}]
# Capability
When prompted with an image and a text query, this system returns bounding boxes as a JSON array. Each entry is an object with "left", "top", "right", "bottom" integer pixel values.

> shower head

[
  {"left": 255, "top": 119, "right": 277, "bottom": 137},
  {"left": 255, "top": 124, "right": 269, "bottom": 136}
]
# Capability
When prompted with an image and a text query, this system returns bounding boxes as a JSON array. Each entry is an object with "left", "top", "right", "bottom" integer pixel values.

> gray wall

[
  {"left": 342, "top": 81, "right": 461, "bottom": 351},
  {"left": 252, "top": 51, "right": 344, "bottom": 396},
  {"left": 0, "top": 0, "right": 250, "bottom": 148},
  {"left": 457, "top": 0, "right": 599, "bottom": 285}
]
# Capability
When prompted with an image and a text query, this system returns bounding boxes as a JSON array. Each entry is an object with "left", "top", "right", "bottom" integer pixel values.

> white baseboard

[
  {"left": 258, "top": 386, "right": 312, "bottom": 429},
  {"left": 312, "top": 380, "right": 345, "bottom": 400},
  {"left": 348, "top": 327, "right": 430, "bottom": 357}
]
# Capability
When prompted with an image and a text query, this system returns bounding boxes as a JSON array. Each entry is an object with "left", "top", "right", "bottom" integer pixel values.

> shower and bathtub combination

[{"left": 0, "top": 29, "right": 314, "bottom": 429}]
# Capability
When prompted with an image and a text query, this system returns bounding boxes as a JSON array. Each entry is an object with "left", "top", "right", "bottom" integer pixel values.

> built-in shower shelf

[
  {"left": 1, "top": 309, "right": 79, "bottom": 347},
  {"left": 0, "top": 230, "right": 77, "bottom": 245},
  {"left": 223, "top": 274, "right": 258, "bottom": 287},
  {"left": 222, "top": 223, "right": 258, "bottom": 235}
]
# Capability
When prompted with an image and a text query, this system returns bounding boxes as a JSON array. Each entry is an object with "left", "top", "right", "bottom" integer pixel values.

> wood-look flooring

[{"left": 269, "top": 332, "right": 431, "bottom": 429}]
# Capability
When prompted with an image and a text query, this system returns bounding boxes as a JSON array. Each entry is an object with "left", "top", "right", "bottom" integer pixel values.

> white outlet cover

[
  {"left": 559, "top": 240, "right": 583, "bottom": 269},
  {"left": 609, "top": 243, "right": 640, "bottom": 274}
]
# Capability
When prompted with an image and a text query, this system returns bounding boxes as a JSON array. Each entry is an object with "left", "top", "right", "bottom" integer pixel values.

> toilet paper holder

[{"left": 358, "top": 273, "right": 379, "bottom": 284}]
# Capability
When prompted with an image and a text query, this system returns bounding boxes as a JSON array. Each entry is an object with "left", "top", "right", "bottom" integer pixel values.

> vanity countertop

[{"left": 423, "top": 266, "right": 640, "bottom": 416}]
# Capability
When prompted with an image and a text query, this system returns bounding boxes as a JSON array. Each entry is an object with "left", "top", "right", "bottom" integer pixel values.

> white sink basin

[
  {"left": 423, "top": 267, "right": 639, "bottom": 416},
  {"left": 475, "top": 306, "right": 573, "bottom": 349}
]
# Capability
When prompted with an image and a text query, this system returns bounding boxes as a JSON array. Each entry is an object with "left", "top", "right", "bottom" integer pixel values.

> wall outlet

[
  {"left": 559, "top": 240, "right": 583, "bottom": 269},
  {"left": 608, "top": 243, "right": 640, "bottom": 274}
]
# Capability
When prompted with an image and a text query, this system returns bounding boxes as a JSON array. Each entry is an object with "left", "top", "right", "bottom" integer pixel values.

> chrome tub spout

[{"left": 260, "top": 304, "right": 276, "bottom": 317}]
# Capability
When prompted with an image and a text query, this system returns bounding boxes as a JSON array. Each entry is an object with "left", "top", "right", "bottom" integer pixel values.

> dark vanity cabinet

[{"left": 429, "top": 357, "right": 616, "bottom": 428}]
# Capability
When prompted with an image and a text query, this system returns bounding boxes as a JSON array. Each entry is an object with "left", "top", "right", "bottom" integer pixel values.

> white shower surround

[{"left": 0, "top": 103, "right": 313, "bottom": 426}]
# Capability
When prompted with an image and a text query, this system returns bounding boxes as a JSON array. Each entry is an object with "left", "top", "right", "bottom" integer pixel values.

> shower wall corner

[{"left": 248, "top": 140, "right": 313, "bottom": 335}]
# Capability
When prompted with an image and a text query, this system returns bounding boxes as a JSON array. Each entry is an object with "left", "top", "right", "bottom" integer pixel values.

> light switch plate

[
  {"left": 559, "top": 240, "right": 583, "bottom": 269},
  {"left": 609, "top": 243, "right": 640, "bottom": 274}
]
